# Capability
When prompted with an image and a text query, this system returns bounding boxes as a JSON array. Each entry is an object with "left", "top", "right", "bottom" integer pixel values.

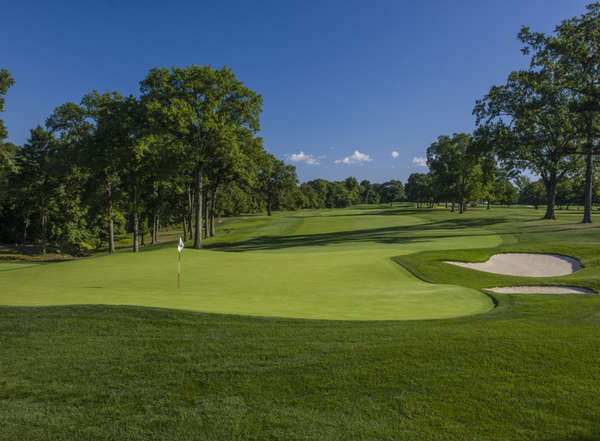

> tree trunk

[
  {"left": 203, "top": 187, "right": 209, "bottom": 239},
  {"left": 107, "top": 181, "right": 115, "bottom": 254},
  {"left": 193, "top": 166, "right": 203, "bottom": 249},
  {"left": 108, "top": 216, "right": 115, "bottom": 253},
  {"left": 41, "top": 205, "right": 47, "bottom": 255},
  {"left": 487, "top": 200, "right": 490, "bottom": 210},
  {"left": 183, "top": 214, "right": 187, "bottom": 241},
  {"left": 543, "top": 175, "right": 557, "bottom": 220},
  {"left": 132, "top": 183, "right": 139, "bottom": 253},
  {"left": 210, "top": 187, "right": 217, "bottom": 237},
  {"left": 152, "top": 211, "right": 160, "bottom": 244},
  {"left": 108, "top": 195, "right": 115, "bottom": 254},
  {"left": 187, "top": 185, "right": 193, "bottom": 240},
  {"left": 583, "top": 149, "right": 593, "bottom": 223},
  {"left": 451, "top": 202, "right": 455, "bottom": 213},
  {"left": 151, "top": 214, "right": 156, "bottom": 244},
  {"left": 459, "top": 201, "right": 465, "bottom": 214},
  {"left": 267, "top": 195, "right": 272, "bottom": 216},
  {"left": 23, "top": 216, "right": 29, "bottom": 246}
]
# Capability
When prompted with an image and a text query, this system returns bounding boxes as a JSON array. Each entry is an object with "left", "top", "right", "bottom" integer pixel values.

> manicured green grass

[
  {"left": 1, "top": 205, "right": 600, "bottom": 440},
  {"left": 0, "top": 206, "right": 503, "bottom": 320}
]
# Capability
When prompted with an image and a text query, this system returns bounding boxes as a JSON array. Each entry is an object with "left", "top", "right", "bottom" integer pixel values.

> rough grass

[{"left": 1, "top": 205, "right": 600, "bottom": 440}]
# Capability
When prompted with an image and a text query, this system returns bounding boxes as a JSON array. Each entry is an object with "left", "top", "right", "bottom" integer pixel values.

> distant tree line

[{"left": 297, "top": 178, "right": 405, "bottom": 209}]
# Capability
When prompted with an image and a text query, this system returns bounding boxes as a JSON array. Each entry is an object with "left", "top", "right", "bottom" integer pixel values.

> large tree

[
  {"left": 518, "top": 4, "right": 600, "bottom": 222},
  {"left": 474, "top": 68, "right": 579, "bottom": 219},
  {"left": 140, "top": 65, "right": 262, "bottom": 248},
  {"left": 427, "top": 133, "right": 483, "bottom": 214},
  {"left": 379, "top": 180, "right": 406, "bottom": 206},
  {"left": 81, "top": 91, "right": 133, "bottom": 253},
  {"left": 405, "top": 173, "right": 432, "bottom": 208}
]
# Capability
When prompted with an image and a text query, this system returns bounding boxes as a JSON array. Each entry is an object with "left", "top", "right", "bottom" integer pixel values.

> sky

[{"left": 2, "top": 0, "right": 591, "bottom": 183}]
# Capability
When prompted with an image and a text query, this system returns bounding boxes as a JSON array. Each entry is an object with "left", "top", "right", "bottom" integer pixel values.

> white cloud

[
  {"left": 412, "top": 156, "right": 428, "bottom": 167},
  {"left": 334, "top": 150, "right": 372, "bottom": 165},
  {"left": 391, "top": 151, "right": 399, "bottom": 159},
  {"left": 288, "top": 151, "right": 319, "bottom": 165}
]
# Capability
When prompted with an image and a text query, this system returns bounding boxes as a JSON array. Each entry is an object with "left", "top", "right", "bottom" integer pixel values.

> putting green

[{"left": 0, "top": 207, "right": 500, "bottom": 320}]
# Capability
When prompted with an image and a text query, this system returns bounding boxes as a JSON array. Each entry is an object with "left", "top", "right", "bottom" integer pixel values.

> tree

[
  {"left": 206, "top": 129, "right": 262, "bottom": 237},
  {"left": 140, "top": 65, "right": 262, "bottom": 248},
  {"left": 556, "top": 179, "right": 575, "bottom": 209},
  {"left": 519, "top": 180, "right": 547, "bottom": 209},
  {"left": 491, "top": 177, "right": 518, "bottom": 206},
  {"left": 427, "top": 133, "right": 483, "bottom": 214},
  {"left": 405, "top": 173, "right": 432, "bottom": 208},
  {"left": 379, "top": 180, "right": 405, "bottom": 206},
  {"left": 16, "top": 127, "right": 55, "bottom": 254},
  {"left": 257, "top": 153, "right": 297, "bottom": 215},
  {"left": 81, "top": 91, "right": 131, "bottom": 253},
  {"left": 0, "top": 69, "right": 16, "bottom": 213},
  {"left": 343, "top": 177, "right": 361, "bottom": 205},
  {"left": 518, "top": 5, "right": 600, "bottom": 222},
  {"left": 474, "top": 67, "right": 579, "bottom": 219},
  {"left": 0, "top": 69, "right": 15, "bottom": 144},
  {"left": 302, "top": 179, "right": 329, "bottom": 208},
  {"left": 359, "top": 179, "right": 380, "bottom": 204}
]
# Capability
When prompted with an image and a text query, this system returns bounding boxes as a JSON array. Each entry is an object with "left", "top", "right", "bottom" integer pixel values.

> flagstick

[
  {"left": 177, "top": 237, "right": 184, "bottom": 289},
  {"left": 177, "top": 250, "right": 181, "bottom": 288}
]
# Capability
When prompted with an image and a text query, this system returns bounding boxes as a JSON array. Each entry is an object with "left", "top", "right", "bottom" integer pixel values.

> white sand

[
  {"left": 488, "top": 286, "right": 594, "bottom": 294},
  {"left": 445, "top": 253, "right": 582, "bottom": 277}
]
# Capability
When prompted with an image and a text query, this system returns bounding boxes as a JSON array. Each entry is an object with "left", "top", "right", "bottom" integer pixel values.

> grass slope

[
  {"left": 0, "top": 206, "right": 501, "bottom": 320},
  {"left": 1, "top": 205, "right": 600, "bottom": 440}
]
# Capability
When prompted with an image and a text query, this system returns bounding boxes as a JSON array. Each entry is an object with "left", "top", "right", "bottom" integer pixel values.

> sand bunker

[
  {"left": 488, "top": 286, "right": 594, "bottom": 294},
  {"left": 445, "top": 253, "right": 581, "bottom": 277}
]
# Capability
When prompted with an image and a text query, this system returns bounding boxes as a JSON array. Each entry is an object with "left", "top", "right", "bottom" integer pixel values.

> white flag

[{"left": 178, "top": 237, "right": 184, "bottom": 253}]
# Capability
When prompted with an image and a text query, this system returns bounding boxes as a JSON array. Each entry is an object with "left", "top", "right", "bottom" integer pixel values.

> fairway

[{"left": 0, "top": 206, "right": 503, "bottom": 320}]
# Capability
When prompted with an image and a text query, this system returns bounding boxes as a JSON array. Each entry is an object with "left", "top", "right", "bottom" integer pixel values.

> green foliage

[
  {"left": 405, "top": 173, "right": 432, "bottom": 206},
  {"left": 0, "top": 68, "right": 15, "bottom": 142},
  {"left": 518, "top": 179, "right": 547, "bottom": 208},
  {"left": 427, "top": 133, "right": 484, "bottom": 212},
  {"left": 378, "top": 180, "right": 405, "bottom": 205},
  {"left": 256, "top": 152, "right": 298, "bottom": 215}
]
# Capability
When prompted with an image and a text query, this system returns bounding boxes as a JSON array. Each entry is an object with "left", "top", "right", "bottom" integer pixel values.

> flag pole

[
  {"left": 177, "top": 250, "right": 181, "bottom": 288},
  {"left": 177, "top": 237, "right": 184, "bottom": 289}
]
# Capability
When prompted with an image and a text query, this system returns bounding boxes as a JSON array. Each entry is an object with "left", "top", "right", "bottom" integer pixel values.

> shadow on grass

[{"left": 206, "top": 217, "right": 509, "bottom": 252}]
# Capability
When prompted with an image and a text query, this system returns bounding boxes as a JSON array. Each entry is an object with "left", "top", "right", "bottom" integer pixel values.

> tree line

[
  {"left": 0, "top": 66, "right": 417, "bottom": 255},
  {"left": 2, "top": 3, "right": 600, "bottom": 254},
  {"left": 0, "top": 66, "right": 303, "bottom": 254}
]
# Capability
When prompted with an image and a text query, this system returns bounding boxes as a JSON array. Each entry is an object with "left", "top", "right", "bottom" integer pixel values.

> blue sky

[{"left": 2, "top": 0, "right": 590, "bottom": 183}]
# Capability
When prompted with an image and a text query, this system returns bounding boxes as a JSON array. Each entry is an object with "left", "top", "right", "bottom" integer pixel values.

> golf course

[{"left": 2, "top": 205, "right": 600, "bottom": 440}]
